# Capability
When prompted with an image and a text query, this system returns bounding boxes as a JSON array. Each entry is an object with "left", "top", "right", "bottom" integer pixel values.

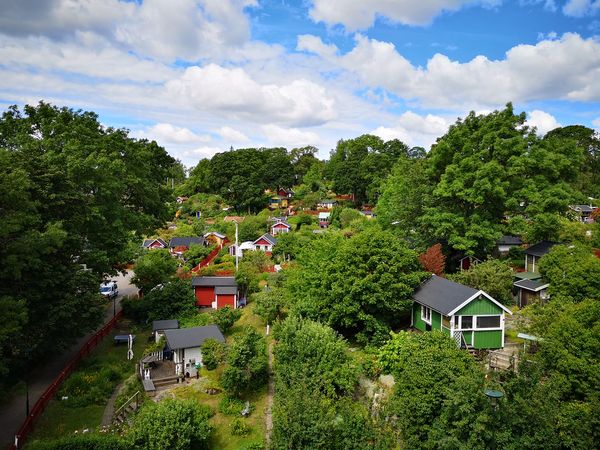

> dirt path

[{"left": 265, "top": 340, "right": 274, "bottom": 449}]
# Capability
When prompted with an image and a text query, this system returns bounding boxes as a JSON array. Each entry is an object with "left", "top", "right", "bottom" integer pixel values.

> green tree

[
  {"left": 131, "top": 249, "right": 178, "bottom": 293},
  {"left": 212, "top": 305, "right": 242, "bottom": 334},
  {"left": 183, "top": 243, "right": 213, "bottom": 268},
  {"left": 253, "top": 287, "right": 288, "bottom": 324},
  {"left": 449, "top": 259, "right": 514, "bottom": 305},
  {"left": 376, "top": 156, "right": 432, "bottom": 233},
  {"left": 128, "top": 398, "right": 213, "bottom": 450},
  {"left": 221, "top": 327, "right": 268, "bottom": 398},
  {"left": 379, "top": 331, "right": 487, "bottom": 449},
  {"left": 200, "top": 338, "right": 227, "bottom": 370},
  {"left": 288, "top": 228, "right": 426, "bottom": 344},
  {"left": 422, "top": 104, "right": 582, "bottom": 257},
  {"left": 538, "top": 244, "right": 600, "bottom": 302}
]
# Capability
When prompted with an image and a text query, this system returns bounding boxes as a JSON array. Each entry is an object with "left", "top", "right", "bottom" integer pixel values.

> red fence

[
  {"left": 191, "top": 240, "right": 229, "bottom": 273},
  {"left": 10, "top": 310, "right": 124, "bottom": 450}
]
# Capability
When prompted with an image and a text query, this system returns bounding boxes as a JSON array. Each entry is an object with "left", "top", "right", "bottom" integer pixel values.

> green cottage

[{"left": 411, "top": 275, "right": 512, "bottom": 350}]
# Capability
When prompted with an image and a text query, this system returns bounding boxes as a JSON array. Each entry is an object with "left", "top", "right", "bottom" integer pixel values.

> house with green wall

[{"left": 412, "top": 275, "right": 512, "bottom": 350}]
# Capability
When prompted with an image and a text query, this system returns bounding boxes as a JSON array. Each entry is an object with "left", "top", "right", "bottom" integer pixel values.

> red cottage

[{"left": 192, "top": 276, "right": 239, "bottom": 309}]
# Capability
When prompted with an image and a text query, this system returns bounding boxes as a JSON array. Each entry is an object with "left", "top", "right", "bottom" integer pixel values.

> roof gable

[
  {"left": 524, "top": 241, "right": 560, "bottom": 257},
  {"left": 254, "top": 234, "right": 277, "bottom": 245},
  {"left": 413, "top": 275, "right": 511, "bottom": 316}
]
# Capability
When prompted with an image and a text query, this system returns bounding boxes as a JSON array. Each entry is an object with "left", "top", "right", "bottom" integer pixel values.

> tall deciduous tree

[
  {"left": 422, "top": 104, "right": 582, "bottom": 257},
  {"left": 449, "top": 258, "right": 514, "bottom": 306},
  {"left": 0, "top": 102, "right": 176, "bottom": 388},
  {"left": 287, "top": 228, "right": 426, "bottom": 344}
]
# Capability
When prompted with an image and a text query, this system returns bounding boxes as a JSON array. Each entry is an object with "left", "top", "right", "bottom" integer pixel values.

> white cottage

[{"left": 164, "top": 325, "right": 225, "bottom": 377}]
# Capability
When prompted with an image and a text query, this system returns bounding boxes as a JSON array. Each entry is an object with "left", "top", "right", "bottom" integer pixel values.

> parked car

[{"left": 100, "top": 280, "right": 119, "bottom": 299}]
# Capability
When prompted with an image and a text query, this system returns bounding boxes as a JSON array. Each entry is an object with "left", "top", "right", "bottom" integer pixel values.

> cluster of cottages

[{"left": 142, "top": 232, "right": 228, "bottom": 255}]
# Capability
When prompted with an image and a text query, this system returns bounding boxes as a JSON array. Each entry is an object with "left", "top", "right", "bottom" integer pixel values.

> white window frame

[
  {"left": 454, "top": 314, "right": 503, "bottom": 331},
  {"left": 421, "top": 305, "right": 432, "bottom": 324},
  {"left": 474, "top": 314, "right": 502, "bottom": 330}
]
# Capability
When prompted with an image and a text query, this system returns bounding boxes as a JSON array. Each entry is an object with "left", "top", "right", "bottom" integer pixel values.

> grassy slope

[{"left": 27, "top": 325, "right": 149, "bottom": 441}]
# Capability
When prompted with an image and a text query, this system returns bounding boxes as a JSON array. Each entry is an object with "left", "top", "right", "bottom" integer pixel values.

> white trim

[
  {"left": 514, "top": 281, "right": 549, "bottom": 292},
  {"left": 421, "top": 305, "right": 432, "bottom": 324},
  {"left": 447, "top": 290, "right": 512, "bottom": 316}
]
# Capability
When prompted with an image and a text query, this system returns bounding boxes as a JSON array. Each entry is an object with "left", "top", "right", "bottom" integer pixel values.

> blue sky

[{"left": 0, "top": 0, "right": 599, "bottom": 166}]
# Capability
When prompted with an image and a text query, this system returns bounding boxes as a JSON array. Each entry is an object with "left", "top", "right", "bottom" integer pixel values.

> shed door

[
  {"left": 217, "top": 294, "right": 236, "bottom": 309},
  {"left": 195, "top": 287, "right": 214, "bottom": 307}
]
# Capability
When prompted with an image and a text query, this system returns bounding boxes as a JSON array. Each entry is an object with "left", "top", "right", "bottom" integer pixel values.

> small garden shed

[{"left": 412, "top": 275, "right": 512, "bottom": 350}]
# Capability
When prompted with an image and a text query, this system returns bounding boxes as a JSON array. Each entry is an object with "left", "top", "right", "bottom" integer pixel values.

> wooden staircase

[{"left": 113, "top": 391, "right": 140, "bottom": 425}]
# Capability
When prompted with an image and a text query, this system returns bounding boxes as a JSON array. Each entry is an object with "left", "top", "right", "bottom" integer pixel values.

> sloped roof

[
  {"left": 169, "top": 236, "right": 205, "bottom": 248},
  {"left": 497, "top": 235, "right": 522, "bottom": 245},
  {"left": 191, "top": 276, "right": 237, "bottom": 287},
  {"left": 514, "top": 279, "right": 549, "bottom": 292},
  {"left": 142, "top": 238, "right": 167, "bottom": 248},
  {"left": 570, "top": 204, "right": 595, "bottom": 213},
  {"left": 413, "top": 275, "right": 479, "bottom": 316},
  {"left": 524, "top": 241, "right": 559, "bottom": 257},
  {"left": 254, "top": 234, "right": 277, "bottom": 245},
  {"left": 152, "top": 319, "right": 179, "bottom": 333},
  {"left": 204, "top": 231, "right": 226, "bottom": 239},
  {"left": 271, "top": 221, "right": 291, "bottom": 228},
  {"left": 215, "top": 286, "right": 238, "bottom": 295},
  {"left": 164, "top": 325, "right": 225, "bottom": 350}
]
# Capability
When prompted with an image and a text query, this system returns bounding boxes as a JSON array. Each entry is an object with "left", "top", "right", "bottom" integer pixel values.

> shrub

[
  {"left": 213, "top": 306, "right": 242, "bottom": 334},
  {"left": 201, "top": 338, "right": 227, "bottom": 370},
  {"left": 230, "top": 418, "right": 252, "bottom": 436},
  {"left": 218, "top": 396, "right": 245, "bottom": 416},
  {"left": 25, "top": 434, "right": 127, "bottom": 450},
  {"left": 127, "top": 398, "right": 213, "bottom": 450},
  {"left": 59, "top": 367, "right": 120, "bottom": 407}
]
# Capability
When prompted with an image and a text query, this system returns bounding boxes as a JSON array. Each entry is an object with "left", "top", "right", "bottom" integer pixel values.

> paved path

[{"left": 0, "top": 271, "right": 135, "bottom": 449}]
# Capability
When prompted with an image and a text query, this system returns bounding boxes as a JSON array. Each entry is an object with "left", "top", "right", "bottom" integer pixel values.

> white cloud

[
  {"left": 592, "top": 117, "right": 600, "bottom": 128},
  {"left": 144, "top": 123, "right": 211, "bottom": 144},
  {"left": 261, "top": 124, "right": 320, "bottom": 148},
  {"left": 526, "top": 110, "right": 562, "bottom": 135},
  {"left": 218, "top": 126, "right": 250, "bottom": 143},
  {"left": 308, "top": 0, "right": 500, "bottom": 30},
  {"left": 333, "top": 33, "right": 600, "bottom": 109},
  {"left": 0, "top": 0, "right": 260, "bottom": 63},
  {"left": 372, "top": 111, "right": 452, "bottom": 149},
  {"left": 297, "top": 34, "right": 338, "bottom": 58},
  {"left": 166, "top": 64, "right": 337, "bottom": 126},
  {"left": 562, "top": 0, "right": 600, "bottom": 17}
]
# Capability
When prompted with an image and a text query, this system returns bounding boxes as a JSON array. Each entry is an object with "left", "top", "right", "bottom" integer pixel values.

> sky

[{"left": 1, "top": 0, "right": 599, "bottom": 167}]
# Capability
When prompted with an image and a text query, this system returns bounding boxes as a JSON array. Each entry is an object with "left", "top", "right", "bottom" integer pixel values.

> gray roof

[
  {"left": 215, "top": 286, "right": 238, "bottom": 295},
  {"left": 271, "top": 221, "right": 291, "bottom": 228},
  {"left": 191, "top": 276, "right": 237, "bottom": 287},
  {"left": 497, "top": 235, "right": 522, "bottom": 245},
  {"left": 254, "top": 234, "right": 277, "bottom": 245},
  {"left": 570, "top": 204, "right": 594, "bottom": 213},
  {"left": 152, "top": 319, "right": 179, "bottom": 332},
  {"left": 169, "top": 236, "right": 205, "bottom": 248},
  {"left": 143, "top": 238, "right": 167, "bottom": 248},
  {"left": 524, "top": 241, "right": 559, "bottom": 257},
  {"left": 164, "top": 325, "right": 225, "bottom": 350},
  {"left": 413, "top": 275, "right": 480, "bottom": 316},
  {"left": 514, "top": 279, "right": 549, "bottom": 292}
]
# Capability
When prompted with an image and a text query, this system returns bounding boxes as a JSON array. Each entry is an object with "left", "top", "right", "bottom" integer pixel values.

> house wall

[
  {"left": 456, "top": 296, "right": 502, "bottom": 315},
  {"left": 217, "top": 294, "right": 236, "bottom": 309},
  {"left": 195, "top": 286, "right": 215, "bottom": 307},
  {"left": 431, "top": 310, "right": 441, "bottom": 330},
  {"left": 474, "top": 330, "right": 503, "bottom": 349},
  {"left": 412, "top": 304, "right": 441, "bottom": 331}
]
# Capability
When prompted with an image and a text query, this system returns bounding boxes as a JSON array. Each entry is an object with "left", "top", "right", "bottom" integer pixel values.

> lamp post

[
  {"left": 25, "top": 379, "right": 30, "bottom": 417},
  {"left": 485, "top": 389, "right": 504, "bottom": 449}
]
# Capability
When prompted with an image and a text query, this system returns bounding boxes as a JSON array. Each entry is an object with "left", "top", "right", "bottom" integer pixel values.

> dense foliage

[
  {"left": 0, "top": 102, "right": 176, "bottom": 389},
  {"left": 122, "top": 279, "right": 196, "bottom": 323},
  {"left": 287, "top": 228, "right": 426, "bottom": 344},
  {"left": 221, "top": 327, "right": 268, "bottom": 398},
  {"left": 127, "top": 398, "right": 213, "bottom": 450},
  {"left": 131, "top": 249, "right": 178, "bottom": 294},
  {"left": 449, "top": 259, "right": 514, "bottom": 305},
  {"left": 272, "top": 317, "right": 383, "bottom": 449}
]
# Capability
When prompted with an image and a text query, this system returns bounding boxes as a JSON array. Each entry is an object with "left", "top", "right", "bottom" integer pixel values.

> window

[
  {"left": 461, "top": 316, "right": 473, "bottom": 329},
  {"left": 454, "top": 316, "right": 459, "bottom": 328},
  {"left": 476, "top": 316, "right": 500, "bottom": 329},
  {"left": 442, "top": 315, "right": 450, "bottom": 328},
  {"left": 421, "top": 305, "right": 432, "bottom": 323}
]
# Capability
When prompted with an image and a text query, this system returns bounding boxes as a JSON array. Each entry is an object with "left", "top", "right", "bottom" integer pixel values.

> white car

[{"left": 100, "top": 281, "right": 119, "bottom": 299}]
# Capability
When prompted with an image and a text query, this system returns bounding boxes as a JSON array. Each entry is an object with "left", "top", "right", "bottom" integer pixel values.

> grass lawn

[
  {"left": 171, "top": 367, "right": 267, "bottom": 450},
  {"left": 27, "top": 322, "right": 149, "bottom": 442}
]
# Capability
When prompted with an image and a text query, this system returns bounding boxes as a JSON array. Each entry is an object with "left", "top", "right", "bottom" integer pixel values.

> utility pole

[{"left": 235, "top": 221, "right": 239, "bottom": 270}]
